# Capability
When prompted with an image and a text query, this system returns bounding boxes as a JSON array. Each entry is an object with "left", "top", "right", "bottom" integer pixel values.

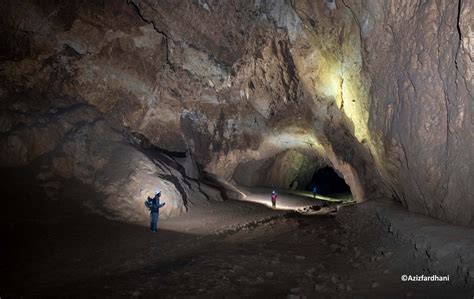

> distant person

[
  {"left": 312, "top": 185, "right": 318, "bottom": 198},
  {"left": 271, "top": 190, "right": 277, "bottom": 208},
  {"left": 145, "top": 189, "right": 166, "bottom": 232}
]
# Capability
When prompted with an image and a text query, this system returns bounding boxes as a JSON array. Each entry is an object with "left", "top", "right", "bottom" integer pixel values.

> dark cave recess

[{"left": 306, "top": 166, "right": 351, "bottom": 195}]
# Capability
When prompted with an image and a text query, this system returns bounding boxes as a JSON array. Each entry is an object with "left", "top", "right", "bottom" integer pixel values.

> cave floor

[
  {"left": 236, "top": 186, "right": 351, "bottom": 211},
  {"left": 1, "top": 183, "right": 472, "bottom": 298}
]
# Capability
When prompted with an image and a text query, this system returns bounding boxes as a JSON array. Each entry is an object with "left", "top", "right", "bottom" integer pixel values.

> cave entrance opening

[{"left": 305, "top": 166, "right": 351, "bottom": 196}]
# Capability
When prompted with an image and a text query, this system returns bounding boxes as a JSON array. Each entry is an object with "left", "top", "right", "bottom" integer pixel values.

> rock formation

[{"left": 0, "top": 0, "right": 472, "bottom": 225}]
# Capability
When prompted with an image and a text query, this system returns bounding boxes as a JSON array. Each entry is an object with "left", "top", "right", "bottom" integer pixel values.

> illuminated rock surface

[
  {"left": 0, "top": 0, "right": 472, "bottom": 225},
  {"left": 1, "top": 1, "right": 474, "bottom": 297}
]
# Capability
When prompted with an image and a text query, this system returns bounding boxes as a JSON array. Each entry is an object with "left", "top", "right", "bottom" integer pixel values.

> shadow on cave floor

[{"left": 0, "top": 169, "right": 473, "bottom": 298}]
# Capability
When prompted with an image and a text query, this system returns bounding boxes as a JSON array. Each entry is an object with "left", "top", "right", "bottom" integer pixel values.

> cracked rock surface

[{"left": 0, "top": 0, "right": 472, "bottom": 225}]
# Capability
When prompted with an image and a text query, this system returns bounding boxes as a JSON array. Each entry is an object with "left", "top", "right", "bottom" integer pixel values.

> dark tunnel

[{"left": 306, "top": 166, "right": 351, "bottom": 195}]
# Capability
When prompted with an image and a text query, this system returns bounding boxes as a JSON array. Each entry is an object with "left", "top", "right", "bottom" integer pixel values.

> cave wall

[
  {"left": 232, "top": 149, "right": 327, "bottom": 189},
  {"left": 0, "top": 0, "right": 319, "bottom": 221},
  {"left": 273, "top": 0, "right": 473, "bottom": 225},
  {"left": 339, "top": 0, "right": 474, "bottom": 225},
  {"left": 1, "top": 0, "right": 472, "bottom": 225}
]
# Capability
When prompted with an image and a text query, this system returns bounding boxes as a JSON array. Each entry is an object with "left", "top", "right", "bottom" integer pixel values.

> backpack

[{"left": 145, "top": 199, "right": 153, "bottom": 210}]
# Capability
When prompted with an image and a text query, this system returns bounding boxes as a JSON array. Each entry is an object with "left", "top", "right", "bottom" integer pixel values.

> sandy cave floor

[{"left": 0, "top": 177, "right": 472, "bottom": 298}]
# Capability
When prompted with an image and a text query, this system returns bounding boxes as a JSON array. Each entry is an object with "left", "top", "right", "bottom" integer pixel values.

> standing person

[
  {"left": 271, "top": 190, "right": 277, "bottom": 208},
  {"left": 145, "top": 189, "right": 166, "bottom": 232},
  {"left": 312, "top": 185, "right": 318, "bottom": 199}
]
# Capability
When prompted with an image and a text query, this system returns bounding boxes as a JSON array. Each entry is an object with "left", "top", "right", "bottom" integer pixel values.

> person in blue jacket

[
  {"left": 312, "top": 185, "right": 318, "bottom": 199},
  {"left": 145, "top": 189, "right": 166, "bottom": 232}
]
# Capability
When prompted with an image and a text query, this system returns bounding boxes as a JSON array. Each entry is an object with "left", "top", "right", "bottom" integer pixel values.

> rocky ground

[{"left": 1, "top": 171, "right": 472, "bottom": 298}]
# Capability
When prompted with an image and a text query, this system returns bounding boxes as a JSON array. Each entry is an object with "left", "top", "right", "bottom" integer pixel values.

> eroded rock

[{"left": 0, "top": 0, "right": 472, "bottom": 225}]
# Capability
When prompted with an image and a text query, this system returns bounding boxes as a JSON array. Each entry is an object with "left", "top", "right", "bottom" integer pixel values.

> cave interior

[{"left": 0, "top": 0, "right": 473, "bottom": 297}]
